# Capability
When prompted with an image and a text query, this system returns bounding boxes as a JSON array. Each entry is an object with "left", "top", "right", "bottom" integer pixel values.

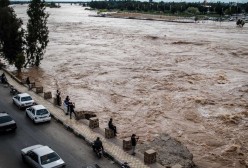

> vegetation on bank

[
  {"left": 45, "top": 2, "right": 61, "bottom": 8},
  {"left": 26, "top": 0, "right": 49, "bottom": 67},
  {"left": 0, "top": 0, "right": 49, "bottom": 71},
  {"left": 89, "top": 1, "right": 248, "bottom": 18},
  {"left": 0, "top": 0, "right": 24, "bottom": 71}
]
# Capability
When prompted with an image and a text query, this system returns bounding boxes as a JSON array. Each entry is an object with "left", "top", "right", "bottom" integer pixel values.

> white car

[
  {"left": 12, "top": 93, "right": 35, "bottom": 109},
  {"left": 26, "top": 105, "right": 51, "bottom": 124},
  {"left": 21, "top": 144, "right": 66, "bottom": 168}
]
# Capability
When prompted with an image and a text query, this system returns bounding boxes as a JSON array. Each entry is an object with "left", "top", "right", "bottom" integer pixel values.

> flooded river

[{"left": 12, "top": 4, "right": 248, "bottom": 168}]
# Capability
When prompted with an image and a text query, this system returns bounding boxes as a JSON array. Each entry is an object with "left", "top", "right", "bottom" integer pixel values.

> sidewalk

[{"left": 1, "top": 69, "right": 163, "bottom": 168}]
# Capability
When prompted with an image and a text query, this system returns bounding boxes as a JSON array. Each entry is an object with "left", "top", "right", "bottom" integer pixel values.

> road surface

[{"left": 0, "top": 84, "right": 118, "bottom": 168}]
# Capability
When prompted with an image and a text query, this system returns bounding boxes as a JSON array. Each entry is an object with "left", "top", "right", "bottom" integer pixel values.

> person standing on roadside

[
  {"left": 56, "top": 90, "right": 61, "bottom": 106},
  {"left": 131, "top": 134, "right": 139, "bottom": 155},
  {"left": 64, "top": 96, "right": 70, "bottom": 114},
  {"left": 1, "top": 73, "right": 7, "bottom": 84},
  {"left": 26, "top": 77, "right": 31, "bottom": 90},
  {"left": 69, "top": 101, "right": 75, "bottom": 119},
  {"left": 1, "top": 73, "right": 5, "bottom": 83},
  {"left": 108, "top": 118, "right": 117, "bottom": 136}
]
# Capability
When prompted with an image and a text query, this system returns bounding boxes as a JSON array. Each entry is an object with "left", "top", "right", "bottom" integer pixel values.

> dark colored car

[{"left": 0, "top": 112, "right": 17, "bottom": 133}]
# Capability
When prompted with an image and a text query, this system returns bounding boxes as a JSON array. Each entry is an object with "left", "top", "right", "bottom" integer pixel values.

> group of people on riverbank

[
  {"left": 2, "top": 73, "right": 139, "bottom": 157},
  {"left": 93, "top": 118, "right": 139, "bottom": 155},
  {"left": 57, "top": 90, "right": 139, "bottom": 155},
  {"left": 103, "top": 118, "right": 139, "bottom": 155},
  {"left": 53, "top": 90, "right": 75, "bottom": 119},
  {"left": 62, "top": 93, "right": 75, "bottom": 119}
]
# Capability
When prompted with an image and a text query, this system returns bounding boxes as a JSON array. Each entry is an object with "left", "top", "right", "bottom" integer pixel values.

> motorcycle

[
  {"left": 10, "top": 85, "right": 19, "bottom": 95},
  {"left": 92, "top": 144, "right": 103, "bottom": 158},
  {"left": 121, "top": 162, "right": 130, "bottom": 168}
]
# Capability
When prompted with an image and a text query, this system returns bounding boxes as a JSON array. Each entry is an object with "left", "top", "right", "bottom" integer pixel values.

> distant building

[
  {"left": 203, "top": 0, "right": 207, "bottom": 6},
  {"left": 203, "top": 0, "right": 211, "bottom": 13},
  {"left": 149, "top": 0, "right": 153, "bottom": 3}
]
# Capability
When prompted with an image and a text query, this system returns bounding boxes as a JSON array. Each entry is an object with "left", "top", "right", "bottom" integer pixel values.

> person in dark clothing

[
  {"left": 131, "top": 134, "right": 139, "bottom": 155},
  {"left": 108, "top": 118, "right": 117, "bottom": 136},
  {"left": 93, "top": 137, "right": 104, "bottom": 152},
  {"left": 56, "top": 90, "right": 61, "bottom": 106},
  {"left": 1, "top": 73, "right": 5, "bottom": 83},
  {"left": 65, "top": 95, "right": 70, "bottom": 102},
  {"left": 68, "top": 101, "right": 75, "bottom": 119},
  {"left": 64, "top": 96, "right": 70, "bottom": 114},
  {"left": 1, "top": 73, "right": 7, "bottom": 84},
  {"left": 1, "top": 73, "right": 4, "bottom": 78},
  {"left": 26, "top": 77, "right": 31, "bottom": 89}
]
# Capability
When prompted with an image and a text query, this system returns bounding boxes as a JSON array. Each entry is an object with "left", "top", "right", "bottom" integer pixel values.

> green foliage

[
  {"left": 45, "top": 2, "right": 60, "bottom": 8},
  {"left": 14, "top": 53, "right": 25, "bottom": 71},
  {"left": 88, "top": 1, "right": 248, "bottom": 15},
  {"left": 99, "top": 9, "right": 108, "bottom": 13},
  {"left": 195, "top": 16, "right": 199, "bottom": 22},
  {"left": 186, "top": 7, "right": 200, "bottom": 15},
  {"left": 0, "top": 4, "right": 25, "bottom": 67},
  {"left": 26, "top": 0, "right": 49, "bottom": 67},
  {"left": 0, "top": 0, "right": 10, "bottom": 7},
  {"left": 50, "top": 2, "right": 56, "bottom": 7}
]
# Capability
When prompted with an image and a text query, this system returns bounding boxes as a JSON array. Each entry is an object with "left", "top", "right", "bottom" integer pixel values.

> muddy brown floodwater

[{"left": 11, "top": 4, "right": 248, "bottom": 168}]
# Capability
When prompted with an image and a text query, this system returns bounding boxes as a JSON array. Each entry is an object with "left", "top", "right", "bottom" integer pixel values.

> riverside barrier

[{"left": 1, "top": 67, "right": 164, "bottom": 168}]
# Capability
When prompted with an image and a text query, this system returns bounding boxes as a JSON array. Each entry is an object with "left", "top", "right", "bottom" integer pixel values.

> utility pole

[{"left": 236, "top": 0, "right": 238, "bottom": 20}]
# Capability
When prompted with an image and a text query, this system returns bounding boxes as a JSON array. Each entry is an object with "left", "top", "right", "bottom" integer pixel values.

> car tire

[
  {"left": 32, "top": 119, "right": 36, "bottom": 124},
  {"left": 18, "top": 105, "right": 22, "bottom": 110},
  {"left": 26, "top": 112, "right": 28, "bottom": 117}
]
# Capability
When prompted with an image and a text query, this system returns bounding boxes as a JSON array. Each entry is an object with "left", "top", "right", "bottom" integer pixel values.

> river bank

[{"left": 92, "top": 12, "right": 196, "bottom": 23}]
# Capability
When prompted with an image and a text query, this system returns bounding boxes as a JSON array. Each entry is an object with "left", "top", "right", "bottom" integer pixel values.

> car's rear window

[
  {"left": 36, "top": 109, "right": 49, "bottom": 115},
  {"left": 40, "top": 152, "right": 60, "bottom": 165},
  {"left": 21, "top": 96, "right": 32, "bottom": 101},
  {"left": 0, "top": 116, "right": 13, "bottom": 124}
]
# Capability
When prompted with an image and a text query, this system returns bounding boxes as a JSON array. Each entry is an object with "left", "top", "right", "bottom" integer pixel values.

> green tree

[
  {"left": 15, "top": 53, "right": 25, "bottom": 72},
  {"left": 0, "top": 0, "right": 9, "bottom": 7},
  {"left": 186, "top": 7, "right": 200, "bottom": 15},
  {"left": 25, "top": 0, "right": 49, "bottom": 67},
  {"left": 0, "top": 0, "right": 25, "bottom": 68}
]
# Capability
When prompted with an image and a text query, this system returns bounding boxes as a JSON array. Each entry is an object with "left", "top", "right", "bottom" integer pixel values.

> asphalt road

[{"left": 0, "top": 84, "right": 118, "bottom": 168}]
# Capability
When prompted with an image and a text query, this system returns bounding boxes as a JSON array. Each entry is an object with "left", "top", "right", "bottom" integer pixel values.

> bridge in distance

[{"left": 11, "top": 1, "right": 91, "bottom": 5}]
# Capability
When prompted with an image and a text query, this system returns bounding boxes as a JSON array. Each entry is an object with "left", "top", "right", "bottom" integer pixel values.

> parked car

[
  {"left": 0, "top": 112, "right": 17, "bottom": 133},
  {"left": 26, "top": 105, "right": 51, "bottom": 124},
  {"left": 12, "top": 93, "right": 35, "bottom": 109},
  {"left": 21, "top": 144, "right": 66, "bottom": 168}
]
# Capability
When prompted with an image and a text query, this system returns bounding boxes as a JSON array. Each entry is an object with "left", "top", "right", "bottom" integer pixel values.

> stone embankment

[{"left": 139, "top": 134, "right": 197, "bottom": 168}]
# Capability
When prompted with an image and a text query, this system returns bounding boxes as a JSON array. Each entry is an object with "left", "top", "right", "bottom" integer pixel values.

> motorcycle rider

[
  {"left": 10, "top": 85, "right": 18, "bottom": 95},
  {"left": 121, "top": 162, "right": 130, "bottom": 168},
  {"left": 93, "top": 137, "right": 104, "bottom": 153},
  {"left": 1, "top": 73, "right": 7, "bottom": 84}
]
